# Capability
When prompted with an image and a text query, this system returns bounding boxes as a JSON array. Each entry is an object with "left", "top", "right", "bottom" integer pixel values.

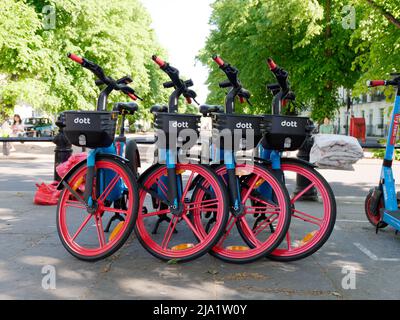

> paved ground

[{"left": 1, "top": 142, "right": 400, "bottom": 300}]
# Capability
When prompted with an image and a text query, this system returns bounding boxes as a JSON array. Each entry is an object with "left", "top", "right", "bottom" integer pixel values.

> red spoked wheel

[
  {"left": 192, "top": 163, "right": 291, "bottom": 264},
  {"left": 239, "top": 159, "right": 336, "bottom": 262},
  {"left": 57, "top": 157, "right": 138, "bottom": 262},
  {"left": 135, "top": 164, "right": 229, "bottom": 263}
]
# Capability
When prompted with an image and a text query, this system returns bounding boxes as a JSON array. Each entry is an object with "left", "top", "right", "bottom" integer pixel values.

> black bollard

[
  {"left": 2, "top": 142, "right": 10, "bottom": 156},
  {"left": 53, "top": 113, "right": 73, "bottom": 181},
  {"left": 294, "top": 135, "right": 318, "bottom": 201}
]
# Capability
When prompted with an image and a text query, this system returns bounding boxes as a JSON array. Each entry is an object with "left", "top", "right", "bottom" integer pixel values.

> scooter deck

[{"left": 383, "top": 210, "right": 400, "bottom": 231}]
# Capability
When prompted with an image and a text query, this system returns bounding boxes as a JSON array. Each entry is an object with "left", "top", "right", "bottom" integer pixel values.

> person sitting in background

[
  {"left": 11, "top": 114, "right": 24, "bottom": 137},
  {"left": 319, "top": 117, "right": 335, "bottom": 134}
]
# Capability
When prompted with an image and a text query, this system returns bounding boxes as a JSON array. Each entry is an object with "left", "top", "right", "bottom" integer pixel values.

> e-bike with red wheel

[
  {"left": 134, "top": 56, "right": 230, "bottom": 263},
  {"left": 193, "top": 56, "right": 293, "bottom": 264},
  {"left": 56, "top": 53, "right": 141, "bottom": 262},
  {"left": 256, "top": 58, "right": 337, "bottom": 261}
]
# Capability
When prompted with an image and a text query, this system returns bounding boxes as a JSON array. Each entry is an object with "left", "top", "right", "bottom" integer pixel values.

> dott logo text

[
  {"left": 281, "top": 120, "right": 298, "bottom": 128},
  {"left": 171, "top": 121, "right": 189, "bottom": 128},
  {"left": 236, "top": 122, "right": 253, "bottom": 129},
  {"left": 74, "top": 118, "right": 91, "bottom": 125}
]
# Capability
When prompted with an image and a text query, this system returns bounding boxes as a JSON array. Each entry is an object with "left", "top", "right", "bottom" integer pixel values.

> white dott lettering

[
  {"left": 236, "top": 122, "right": 253, "bottom": 129},
  {"left": 281, "top": 120, "right": 298, "bottom": 128},
  {"left": 74, "top": 118, "right": 91, "bottom": 125}
]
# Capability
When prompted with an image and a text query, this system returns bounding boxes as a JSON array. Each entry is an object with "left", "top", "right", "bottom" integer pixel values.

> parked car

[{"left": 24, "top": 117, "right": 55, "bottom": 137}]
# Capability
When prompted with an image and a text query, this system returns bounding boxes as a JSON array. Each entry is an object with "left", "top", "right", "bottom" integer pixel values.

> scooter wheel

[{"left": 365, "top": 190, "right": 388, "bottom": 228}]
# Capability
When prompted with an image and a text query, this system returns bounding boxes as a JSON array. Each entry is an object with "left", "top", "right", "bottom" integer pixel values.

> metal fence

[{"left": 0, "top": 135, "right": 156, "bottom": 181}]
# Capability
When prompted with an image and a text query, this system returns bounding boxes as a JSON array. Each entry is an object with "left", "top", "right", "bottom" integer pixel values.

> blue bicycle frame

[{"left": 85, "top": 142, "right": 126, "bottom": 207}]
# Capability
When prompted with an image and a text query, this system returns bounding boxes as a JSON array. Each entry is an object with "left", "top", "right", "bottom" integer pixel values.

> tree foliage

[
  {"left": 351, "top": 0, "right": 400, "bottom": 97},
  {"left": 200, "top": 0, "right": 400, "bottom": 122},
  {"left": 0, "top": 0, "right": 169, "bottom": 122}
]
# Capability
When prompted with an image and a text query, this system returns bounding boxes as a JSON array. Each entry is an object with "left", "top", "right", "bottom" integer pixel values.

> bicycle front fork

[
  {"left": 162, "top": 149, "right": 183, "bottom": 214},
  {"left": 224, "top": 149, "right": 244, "bottom": 216}
]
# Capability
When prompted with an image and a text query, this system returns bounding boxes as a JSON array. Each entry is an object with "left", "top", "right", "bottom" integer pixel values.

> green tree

[
  {"left": 0, "top": 0, "right": 169, "bottom": 121},
  {"left": 200, "top": 0, "right": 362, "bottom": 121},
  {"left": 0, "top": 0, "right": 44, "bottom": 120},
  {"left": 351, "top": 0, "right": 400, "bottom": 97}
]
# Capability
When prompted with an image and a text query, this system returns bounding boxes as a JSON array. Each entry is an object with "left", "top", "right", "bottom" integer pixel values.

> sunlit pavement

[{"left": 1, "top": 144, "right": 400, "bottom": 300}]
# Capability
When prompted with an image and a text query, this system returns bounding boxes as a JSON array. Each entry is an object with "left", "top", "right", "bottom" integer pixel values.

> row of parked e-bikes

[{"left": 55, "top": 53, "right": 337, "bottom": 264}]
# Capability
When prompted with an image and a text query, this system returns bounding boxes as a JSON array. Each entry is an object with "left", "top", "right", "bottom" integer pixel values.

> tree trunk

[{"left": 325, "top": 0, "right": 332, "bottom": 57}]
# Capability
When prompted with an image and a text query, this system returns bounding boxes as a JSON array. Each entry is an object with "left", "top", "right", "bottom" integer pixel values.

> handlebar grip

[
  {"left": 68, "top": 53, "right": 84, "bottom": 65},
  {"left": 219, "top": 80, "right": 232, "bottom": 89},
  {"left": 150, "top": 105, "right": 168, "bottom": 114},
  {"left": 152, "top": 55, "right": 166, "bottom": 68},
  {"left": 163, "top": 81, "right": 175, "bottom": 89},
  {"left": 367, "top": 80, "right": 386, "bottom": 87},
  {"left": 213, "top": 55, "right": 225, "bottom": 67},
  {"left": 267, "top": 58, "right": 277, "bottom": 71},
  {"left": 127, "top": 93, "right": 138, "bottom": 101}
]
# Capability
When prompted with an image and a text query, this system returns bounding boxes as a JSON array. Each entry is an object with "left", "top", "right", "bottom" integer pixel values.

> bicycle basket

[
  {"left": 261, "top": 115, "right": 314, "bottom": 151},
  {"left": 211, "top": 114, "right": 264, "bottom": 150},
  {"left": 154, "top": 113, "right": 201, "bottom": 147},
  {"left": 64, "top": 111, "right": 118, "bottom": 148}
]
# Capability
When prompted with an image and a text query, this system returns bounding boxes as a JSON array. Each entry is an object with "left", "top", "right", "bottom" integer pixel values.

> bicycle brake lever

[
  {"left": 134, "top": 94, "right": 144, "bottom": 101},
  {"left": 192, "top": 97, "right": 200, "bottom": 106}
]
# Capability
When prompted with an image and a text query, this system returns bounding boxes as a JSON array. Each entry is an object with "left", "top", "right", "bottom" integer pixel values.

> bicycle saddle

[
  {"left": 150, "top": 105, "right": 168, "bottom": 114},
  {"left": 114, "top": 102, "right": 138, "bottom": 115},
  {"left": 200, "top": 104, "right": 224, "bottom": 116}
]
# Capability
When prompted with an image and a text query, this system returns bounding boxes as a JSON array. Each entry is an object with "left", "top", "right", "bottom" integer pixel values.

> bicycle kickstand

[
  {"left": 104, "top": 213, "right": 125, "bottom": 233},
  {"left": 152, "top": 215, "right": 179, "bottom": 235}
]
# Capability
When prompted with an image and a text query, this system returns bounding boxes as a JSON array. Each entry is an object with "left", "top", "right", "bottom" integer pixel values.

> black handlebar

[
  {"left": 152, "top": 55, "right": 197, "bottom": 98},
  {"left": 152, "top": 55, "right": 198, "bottom": 112},
  {"left": 67, "top": 53, "right": 141, "bottom": 110},
  {"left": 213, "top": 55, "right": 242, "bottom": 89},
  {"left": 267, "top": 58, "right": 301, "bottom": 115},
  {"left": 267, "top": 58, "right": 290, "bottom": 95},
  {"left": 212, "top": 55, "right": 252, "bottom": 113}
]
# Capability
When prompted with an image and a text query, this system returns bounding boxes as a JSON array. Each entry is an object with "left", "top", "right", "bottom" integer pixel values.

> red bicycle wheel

[
  {"left": 192, "top": 163, "right": 291, "bottom": 264},
  {"left": 237, "top": 158, "right": 336, "bottom": 262},
  {"left": 265, "top": 159, "right": 336, "bottom": 261},
  {"left": 135, "top": 164, "right": 229, "bottom": 263},
  {"left": 57, "top": 157, "right": 138, "bottom": 261}
]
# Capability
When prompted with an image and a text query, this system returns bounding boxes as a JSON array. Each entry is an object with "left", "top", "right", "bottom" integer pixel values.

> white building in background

[{"left": 334, "top": 88, "right": 391, "bottom": 137}]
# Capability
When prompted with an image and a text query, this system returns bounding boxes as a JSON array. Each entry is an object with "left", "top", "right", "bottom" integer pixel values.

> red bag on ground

[
  {"left": 34, "top": 182, "right": 61, "bottom": 206},
  {"left": 56, "top": 153, "right": 87, "bottom": 179}
]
